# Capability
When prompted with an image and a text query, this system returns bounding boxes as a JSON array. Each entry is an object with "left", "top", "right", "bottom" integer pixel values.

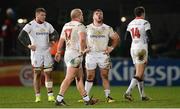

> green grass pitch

[{"left": 0, "top": 86, "right": 180, "bottom": 108}]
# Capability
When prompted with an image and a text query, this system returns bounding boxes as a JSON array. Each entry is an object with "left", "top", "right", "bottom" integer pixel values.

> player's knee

[
  {"left": 34, "top": 69, "right": 41, "bottom": 78},
  {"left": 101, "top": 73, "right": 108, "bottom": 80},
  {"left": 76, "top": 77, "right": 80, "bottom": 82},
  {"left": 87, "top": 74, "right": 94, "bottom": 81},
  {"left": 34, "top": 67, "right": 41, "bottom": 73},
  {"left": 76, "top": 76, "right": 83, "bottom": 82},
  {"left": 44, "top": 67, "right": 53, "bottom": 73}
]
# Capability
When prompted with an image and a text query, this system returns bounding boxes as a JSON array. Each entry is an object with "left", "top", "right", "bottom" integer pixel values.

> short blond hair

[{"left": 70, "top": 8, "right": 82, "bottom": 19}]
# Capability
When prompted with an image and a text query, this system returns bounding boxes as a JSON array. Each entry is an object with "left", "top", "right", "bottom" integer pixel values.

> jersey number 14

[{"left": 131, "top": 27, "right": 140, "bottom": 38}]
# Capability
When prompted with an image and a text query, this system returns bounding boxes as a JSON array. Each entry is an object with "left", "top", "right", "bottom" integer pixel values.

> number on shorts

[{"left": 131, "top": 27, "right": 140, "bottom": 38}]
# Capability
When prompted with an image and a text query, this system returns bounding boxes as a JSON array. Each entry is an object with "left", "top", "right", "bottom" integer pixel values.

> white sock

[
  {"left": 48, "top": 92, "right": 53, "bottom": 96},
  {"left": 85, "top": 81, "right": 93, "bottom": 95},
  {"left": 126, "top": 78, "right": 138, "bottom": 95},
  {"left": 137, "top": 81, "right": 146, "bottom": 97},
  {"left": 83, "top": 95, "right": 90, "bottom": 102},
  {"left": 35, "top": 93, "right": 40, "bottom": 97},
  {"left": 104, "top": 89, "right": 110, "bottom": 98},
  {"left": 57, "top": 94, "right": 63, "bottom": 102}
]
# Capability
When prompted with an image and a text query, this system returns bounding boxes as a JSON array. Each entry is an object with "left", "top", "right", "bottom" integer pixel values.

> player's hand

[
  {"left": 28, "top": 45, "right": 36, "bottom": 51},
  {"left": 54, "top": 53, "right": 61, "bottom": 62},
  {"left": 80, "top": 47, "right": 90, "bottom": 55},
  {"left": 104, "top": 46, "right": 114, "bottom": 54},
  {"left": 84, "top": 47, "right": 91, "bottom": 53},
  {"left": 49, "top": 41, "right": 55, "bottom": 47}
]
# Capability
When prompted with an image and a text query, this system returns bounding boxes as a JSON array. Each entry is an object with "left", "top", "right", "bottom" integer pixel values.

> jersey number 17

[
  {"left": 65, "top": 29, "right": 72, "bottom": 40},
  {"left": 131, "top": 27, "right": 140, "bottom": 38}
]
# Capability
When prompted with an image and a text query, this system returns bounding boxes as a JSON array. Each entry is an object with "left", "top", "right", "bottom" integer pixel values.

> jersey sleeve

[
  {"left": 23, "top": 23, "right": 32, "bottom": 33},
  {"left": 144, "top": 21, "right": 151, "bottom": 31},
  {"left": 109, "top": 27, "right": 115, "bottom": 38},
  {"left": 49, "top": 23, "right": 55, "bottom": 33},
  {"left": 60, "top": 26, "right": 66, "bottom": 39},
  {"left": 77, "top": 24, "right": 86, "bottom": 34},
  {"left": 126, "top": 24, "right": 130, "bottom": 32}
]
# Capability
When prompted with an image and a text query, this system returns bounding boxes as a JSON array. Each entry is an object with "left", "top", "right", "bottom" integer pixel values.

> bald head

[{"left": 70, "top": 8, "right": 83, "bottom": 21}]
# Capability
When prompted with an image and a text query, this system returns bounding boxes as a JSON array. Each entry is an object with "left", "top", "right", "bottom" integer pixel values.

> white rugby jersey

[
  {"left": 60, "top": 20, "right": 86, "bottom": 51},
  {"left": 23, "top": 20, "right": 54, "bottom": 51},
  {"left": 86, "top": 23, "right": 115, "bottom": 52},
  {"left": 127, "top": 17, "right": 151, "bottom": 45}
]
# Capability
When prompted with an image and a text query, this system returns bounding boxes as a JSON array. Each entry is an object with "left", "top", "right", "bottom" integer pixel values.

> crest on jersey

[
  {"left": 40, "top": 28, "right": 46, "bottom": 32},
  {"left": 95, "top": 30, "right": 102, "bottom": 35}
]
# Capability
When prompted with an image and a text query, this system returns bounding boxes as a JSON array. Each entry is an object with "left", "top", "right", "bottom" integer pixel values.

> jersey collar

[
  {"left": 34, "top": 19, "right": 44, "bottom": 24},
  {"left": 92, "top": 23, "right": 104, "bottom": 28},
  {"left": 135, "top": 16, "right": 144, "bottom": 19},
  {"left": 72, "top": 18, "right": 80, "bottom": 22}
]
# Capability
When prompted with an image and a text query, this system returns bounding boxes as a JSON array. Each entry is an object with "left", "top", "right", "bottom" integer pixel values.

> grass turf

[{"left": 0, "top": 86, "right": 180, "bottom": 108}]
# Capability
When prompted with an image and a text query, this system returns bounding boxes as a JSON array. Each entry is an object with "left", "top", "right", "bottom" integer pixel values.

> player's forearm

[
  {"left": 111, "top": 32, "right": 120, "bottom": 48},
  {"left": 80, "top": 39, "right": 86, "bottom": 53},
  {"left": 18, "top": 30, "right": 31, "bottom": 47},
  {"left": 57, "top": 38, "right": 64, "bottom": 54},
  {"left": 79, "top": 32, "right": 87, "bottom": 53},
  {"left": 49, "top": 30, "right": 59, "bottom": 41}
]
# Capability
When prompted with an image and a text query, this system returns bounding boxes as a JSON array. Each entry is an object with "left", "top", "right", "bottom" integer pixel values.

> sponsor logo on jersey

[
  {"left": 90, "top": 35, "right": 105, "bottom": 38},
  {"left": 36, "top": 32, "right": 49, "bottom": 35}
]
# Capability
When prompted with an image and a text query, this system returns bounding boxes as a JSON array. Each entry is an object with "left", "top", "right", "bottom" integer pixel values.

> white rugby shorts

[
  {"left": 130, "top": 44, "right": 148, "bottom": 64},
  {"left": 31, "top": 49, "right": 53, "bottom": 69},
  {"left": 85, "top": 52, "right": 111, "bottom": 70},
  {"left": 64, "top": 50, "right": 83, "bottom": 68}
]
